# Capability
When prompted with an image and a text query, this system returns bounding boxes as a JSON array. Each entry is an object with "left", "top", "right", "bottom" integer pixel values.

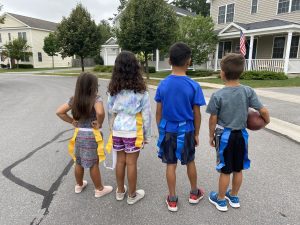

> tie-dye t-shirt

[{"left": 107, "top": 90, "right": 151, "bottom": 141}]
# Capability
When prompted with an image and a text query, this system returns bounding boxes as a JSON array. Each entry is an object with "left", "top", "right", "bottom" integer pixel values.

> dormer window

[
  {"left": 251, "top": 0, "right": 258, "bottom": 14},
  {"left": 278, "top": 0, "right": 300, "bottom": 14},
  {"left": 218, "top": 4, "right": 235, "bottom": 24}
]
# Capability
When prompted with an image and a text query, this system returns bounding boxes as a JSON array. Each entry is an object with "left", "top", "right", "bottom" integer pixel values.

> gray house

[
  {"left": 101, "top": 5, "right": 196, "bottom": 71},
  {"left": 207, "top": 0, "right": 300, "bottom": 74}
]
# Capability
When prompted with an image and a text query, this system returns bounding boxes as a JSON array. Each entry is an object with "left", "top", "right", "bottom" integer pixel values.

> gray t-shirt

[{"left": 206, "top": 85, "right": 263, "bottom": 130}]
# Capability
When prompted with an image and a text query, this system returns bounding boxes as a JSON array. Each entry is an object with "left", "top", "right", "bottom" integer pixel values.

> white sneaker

[
  {"left": 75, "top": 180, "right": 87, "bottom": 194},
  {"left": 95, "top": 186, "right": 113, "bottom": 198},
  {"left": 116, "top": 185, "right": 127, "bottom": 201},
  {"left": 127, "top": 189, "right": 145, "bottom": 205}
]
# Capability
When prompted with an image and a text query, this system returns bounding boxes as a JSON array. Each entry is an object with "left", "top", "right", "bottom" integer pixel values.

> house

[
  {"left": 101, "top": 5, "right": 196, "bottom": 71},
  {"left": 0, "top": 13, "right": 72, "bottom": 68},
  {"left": 206, "top": 0, "right": 300, "bottom": 74}
]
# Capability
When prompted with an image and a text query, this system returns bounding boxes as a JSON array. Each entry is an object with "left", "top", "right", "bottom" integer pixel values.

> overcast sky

[{"left": 2, "top": 0, "right": 120, "bottom": 23}]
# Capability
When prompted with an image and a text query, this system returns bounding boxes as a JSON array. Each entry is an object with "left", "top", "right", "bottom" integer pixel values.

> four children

[{"left": 56, "top": 43, "right": 270, "bottom": 212}]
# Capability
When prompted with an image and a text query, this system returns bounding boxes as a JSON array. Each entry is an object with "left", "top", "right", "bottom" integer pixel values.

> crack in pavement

[{"left": 2, "top": 129, "right": 73, "bottom": 225}]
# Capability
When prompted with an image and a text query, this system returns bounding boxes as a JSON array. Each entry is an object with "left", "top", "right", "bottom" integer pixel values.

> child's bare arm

[
  {"left": 259, "top": 107, "right": 270, "bottom": 124},
  {"left": 56, "top": 103, "right": 74, "bottom": 125},
  {"left": 209, "top": 114, "right": 217, "bottom": 147},
  {"left": 93, "top": 101, "right": 105, "bottom": 129},
  {"left": 156, "top": 103, "right": 162, "bottom": 126},
  {"left": 193, "top": 105, "right": 201, "bottom": 147}
]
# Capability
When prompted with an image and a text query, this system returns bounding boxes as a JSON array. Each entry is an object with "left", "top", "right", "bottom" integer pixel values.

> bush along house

[{"left": 207, "top": 0, "right": 300, "bottom": 74}]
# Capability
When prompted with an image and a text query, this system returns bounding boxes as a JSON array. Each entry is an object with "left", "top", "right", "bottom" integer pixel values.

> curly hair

[{"left": 108, "top": 51, "right": 147, "bottom": 96}]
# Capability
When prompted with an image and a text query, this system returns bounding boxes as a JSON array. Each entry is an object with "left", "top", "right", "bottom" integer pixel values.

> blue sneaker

[
  {"left": 225, "top": 190, "right": 240, "bottom": 208},
  {"left": 209, "top": 192, "right": 228, "bottom": 212}
]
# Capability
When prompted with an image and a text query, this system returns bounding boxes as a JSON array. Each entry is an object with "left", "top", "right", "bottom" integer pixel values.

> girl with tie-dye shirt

[{"left": 107, "top": 51, "right": 151, "bottom": 205}]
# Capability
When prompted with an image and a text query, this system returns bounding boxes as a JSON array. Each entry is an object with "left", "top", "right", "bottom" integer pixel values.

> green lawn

[{"left": 199, "top": 77, "right": 300, "bottom": 88}]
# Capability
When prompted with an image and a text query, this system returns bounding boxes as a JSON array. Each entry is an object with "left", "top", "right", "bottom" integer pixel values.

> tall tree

[
  {"left": 98, "top": 20, "right": 112, "bottom": 45},
  {"left": 178, "top": 15, "right": 217, "bottom": 66},
  {"left": 117, "top": 0, "right": 128, "bottom": 12},
  {"left": 43, "top": 33, "right": 59, "bottom": 69},
  {"left": 0, "top": 3, "right": 5, "bottom": 23},
  {"left": 171, "top": 0, "right": 210, "bottom": 17},
  {"left": 2, "top": 38, "right": 32, "bottom": 69},
  {"left": 117, "top": 0, "right": 178, "bottom": 79},
  {"left": 56, "top": 3, "right": 102, "bottom": 71}
]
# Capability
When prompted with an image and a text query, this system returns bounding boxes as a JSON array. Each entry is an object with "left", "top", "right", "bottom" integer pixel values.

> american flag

[{"left": 240, "top": 30, "right": 247, "bottom": 56}]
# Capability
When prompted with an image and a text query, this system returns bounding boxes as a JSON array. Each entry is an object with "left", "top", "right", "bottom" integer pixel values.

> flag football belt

[{"left": 157, "top": 119, "right": 187, "bottom": 162}]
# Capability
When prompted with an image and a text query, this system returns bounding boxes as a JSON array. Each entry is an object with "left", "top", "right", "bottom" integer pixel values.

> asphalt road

[{"left": 0, "top": 74, "right": 299, "bottom": 225}]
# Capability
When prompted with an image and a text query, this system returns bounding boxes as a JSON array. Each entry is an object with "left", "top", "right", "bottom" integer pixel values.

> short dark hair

[
  {"left": 220, "top": 53, "right": 245, "bottom": 80},
  {"left": 169, "top": 42, "right": 192, "bottom": 67}
]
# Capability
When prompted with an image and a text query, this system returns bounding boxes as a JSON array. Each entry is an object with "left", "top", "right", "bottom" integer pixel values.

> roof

[
  {"left": 7, "top": 13, "right": 58, "bottom": 31},
  {"left": 235, "top": 19, "right": 300, "bottom": 31},
  {"left": 170, "top": 5, "right": 197, "bottom": 17}
]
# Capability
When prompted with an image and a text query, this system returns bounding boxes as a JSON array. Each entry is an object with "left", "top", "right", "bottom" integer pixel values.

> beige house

[
  {"left": 0, "top": 13, "right": 72, "bottom": 68},
  {"left": 101, "top": 5, "right": 196, "bottom": 71},
  {"left": 207, "top": 0, "right": 300, "bottom": 74}
]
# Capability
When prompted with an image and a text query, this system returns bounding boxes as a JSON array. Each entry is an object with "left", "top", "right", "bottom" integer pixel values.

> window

[
  {"left": 218, "top": 4, "right": 235, "bottom": 24},
  {"left": 251, "top": 0, "right": 258, "bottom": 14},
  {"left": 291, "top": 0, "right": 300, "bottom": 11},
  {"left": 8, "top": 33, "right": 11, "bottom": 41},
  {"left": 272, "top": 37, "right": 285, "bottom": 58},
  {"left": 18, "top": 32, "right": 27, "bottom": 41},
  {"left": 21, "top": 54, "right": 30, "bottom": 62},
  {"left": 38, "top": 52, "right": 43, "bottom": 62},
  {"left": 218, "top": 6, "right": 226, "bottom": 24},
  {"left": 290, "top": 36, "right": 299, "bottom": 58},
  {"left": 226, "top": 4, "right": 235, "bottom": 22},
  {"left": 218, "top": 41, "right": 232, "bottom": 59}
]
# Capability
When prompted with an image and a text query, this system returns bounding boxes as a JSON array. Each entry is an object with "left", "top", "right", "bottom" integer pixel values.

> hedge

[
  {"left": 186, "top": 70, "right": 214, "bottom": 77},
  {"left": 93, "top": 65, "right": 113, "bottom": 73},
  {"left": 240, "top": 71, "right": 288, "bottom": 80},
  {"left": 147, "top": 66, "right": 156, "bottom": 73},
  {"left": 12, "top": 64, "right": 34, "bottom": 69}
]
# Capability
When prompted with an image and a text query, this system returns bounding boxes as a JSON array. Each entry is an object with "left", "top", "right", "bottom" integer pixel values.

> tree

[
  {"left": 56, "top": 3, "right": 102, "bottom": 72},
  {"left": 0, "top": 3, "right": 5, "bottom": 23},
  {"left": 171, "top": 0, "right": 210, "bottom": 17},
  {"left": 117, "top": 0, "right": 178, "bottom": 79},
  {"left": 98, "top": 20, "right": 112, "bottom": 45},
  {"left": 43, "top": 33, "right": 59, "bottom": 69},
  {"left": 178, "top": 15, "right": 218, "bottom": 66},
  {"left": 2, "top": 38, "right": 32, "bottom": 69},
  {"left": 117, "top": 0, "right": 128, "bottom": 12}
]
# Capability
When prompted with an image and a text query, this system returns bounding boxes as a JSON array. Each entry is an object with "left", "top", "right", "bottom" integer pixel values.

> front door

[{"left": 245, "top": 39, "right": 257, "bottom": 59}]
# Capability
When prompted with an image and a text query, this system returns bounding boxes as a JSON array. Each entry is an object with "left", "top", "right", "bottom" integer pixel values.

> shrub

[
  {"left": 241, "top": 71, "right": 288, "bottom": 80},
  {"left": 186, "top": 70, "right": 214, "bottom": 77},
  {"left": 12, "top": 64, "right": 34, "bottom": 69},
  {"left": 147, "top": 66, "right": 156, "bottom": 73},
  {"left": 93, "top": 65, "right": 113, "bottom": 73},
  {"left": 94, "top": 55, "right": 104, "bottom": 65}
]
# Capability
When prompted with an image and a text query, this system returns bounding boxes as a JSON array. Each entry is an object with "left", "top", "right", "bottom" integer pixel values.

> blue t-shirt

[{"left": 155, "top": 75, "right": 206, "bottom": 132}]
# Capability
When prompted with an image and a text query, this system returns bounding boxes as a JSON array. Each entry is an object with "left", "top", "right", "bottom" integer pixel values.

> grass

[
  {"left": 199, "top": 77, "right": 300, "bottom": 88},
  {"left": 0, "top": 67, "right": 70, "bottom": 73}
]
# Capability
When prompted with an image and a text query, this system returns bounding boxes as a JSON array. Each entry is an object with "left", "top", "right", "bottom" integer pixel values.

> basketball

[{"left": 247, "top": 108, "right": 266, "bottom": 131}]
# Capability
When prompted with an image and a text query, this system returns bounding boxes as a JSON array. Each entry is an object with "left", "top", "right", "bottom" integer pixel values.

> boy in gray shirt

[{"left": 206, "top": 53, "right": 270, "bottom": 212}]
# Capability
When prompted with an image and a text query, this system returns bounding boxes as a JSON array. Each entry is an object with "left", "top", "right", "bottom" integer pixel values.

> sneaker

[
  {"left": 166, "top": 196, "right": 178, "bottom": 212},
  {"left": 116, "top": 185, "right": 127, "bottom": 201},
  {"left": 95, "top": 186, "right": 113, "bottom": 198},
  {"left": 75, "top": 180, "right": 87, "bottom": 194},
  {"left": 189, "top": 188, "right": 205, "bottom": 204},
  {"left": 225, "top": 190, "right": 240, "bottom": 208},
  {"left": 127, "top": 189, "right": 145, "bottom": 205},
  {"left": 209, "top": 192, "right": 228, "bottom": 212}
]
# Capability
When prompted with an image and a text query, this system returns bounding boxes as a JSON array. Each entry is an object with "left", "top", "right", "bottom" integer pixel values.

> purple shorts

[{"left": 112, "top": 136, "right": 141, "bottom": 153}]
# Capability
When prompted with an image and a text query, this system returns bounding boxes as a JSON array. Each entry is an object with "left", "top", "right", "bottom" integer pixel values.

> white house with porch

[{"left": 207, "top": 0, "right": 300, "bottom": 74}]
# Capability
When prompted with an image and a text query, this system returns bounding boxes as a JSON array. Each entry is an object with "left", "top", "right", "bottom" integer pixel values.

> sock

[
  {"left": 191, "top": 188, "right": 199, "bottom": 195},
  {"left": 169, "top": 195, "right": 178, "bottom": 202}
]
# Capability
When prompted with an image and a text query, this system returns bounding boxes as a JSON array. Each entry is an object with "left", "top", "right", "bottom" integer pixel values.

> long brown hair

[
  {"left": 71, "top": 72, "right": 98, "bottom": 120},
  {"left": 108, "top": 51, "right": 147, "bottom": 96}
]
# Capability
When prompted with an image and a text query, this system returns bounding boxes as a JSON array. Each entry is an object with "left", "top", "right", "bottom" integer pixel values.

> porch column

[
  {"left": 214, "top": 43, "right": 219, "bottom": 71},
  {"left": 156, "top": 49, "right": 159, "bottom": 72},
  {"left": 284, "top": 31, "right": 293, "bottom": 74},
  {"left": 247, "top": 35, "right": 255, "bottom": 71}
]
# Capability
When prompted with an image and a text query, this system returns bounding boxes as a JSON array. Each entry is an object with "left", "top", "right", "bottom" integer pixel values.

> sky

[{"left": 1, "top": 0, "right": 120, "bottom": 23}]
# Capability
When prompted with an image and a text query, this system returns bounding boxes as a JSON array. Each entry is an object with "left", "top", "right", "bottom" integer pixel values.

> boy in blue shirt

[
  {"left": 155, "top": 43, "right": 206, "bottom": 212},
  {"left": 206, "top": 53, "right": 270, "bottom": 212}
]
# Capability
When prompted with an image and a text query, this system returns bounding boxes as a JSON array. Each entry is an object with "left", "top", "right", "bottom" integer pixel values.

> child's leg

[
  {"left": 218, "top": 173, "right": 230, "bottom": 199},
  {"left": 126, "top": 151, "right": 140, "bottom": 196},
  {"left": 231, "top": 171, "right": 243, "bottom": 196},
  {"left": 166, "top": 164, "right": 177, "bottom": 196},
  {"left": 186, "top": 160, "right": 197, "bottom": 191},
  {"left": 116, "top": 151, "right": 126, "bottom": 193},
  {"left": 75, "top": 164, "right": 84, "bottom": 185},
  {"left": 90, "top": 164, "right": 103, "bottom": 190}
]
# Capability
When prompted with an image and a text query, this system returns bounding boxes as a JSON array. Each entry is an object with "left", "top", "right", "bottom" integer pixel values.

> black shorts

[
  {"left": 159, "top": 131, "right": 195, "bottom": 165},
  {"left": 216, "top": 130, "right": 246, "bottom": 174}
]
